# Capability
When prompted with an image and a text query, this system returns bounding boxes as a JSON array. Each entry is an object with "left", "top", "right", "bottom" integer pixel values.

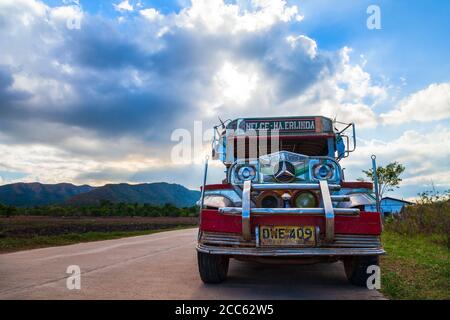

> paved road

[{"left": 0, "top": 228, "right": 384, "bottom": 299}]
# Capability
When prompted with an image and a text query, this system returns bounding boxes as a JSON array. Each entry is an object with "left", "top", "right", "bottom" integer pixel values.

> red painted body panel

[
  {"left": 341, "top": 181, "right": 373, "bottom": 189},
  {"left": 200, "top": 209, "right": 382, "bottom": 235},
  {"left": 202, "top": 184, "right": 233, "bottom": 191}
]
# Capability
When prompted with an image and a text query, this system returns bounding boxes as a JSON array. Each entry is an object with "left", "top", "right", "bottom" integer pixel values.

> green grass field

[
  {"left": 381, "top": 232, "right": 449, "bottom": 299},
  {"left": 379, "top": 199, "right": 450, "bottom": 300}
]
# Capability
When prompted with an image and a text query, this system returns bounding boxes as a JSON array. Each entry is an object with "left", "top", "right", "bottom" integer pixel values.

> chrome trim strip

[
  {"left": 242, "top": 180, "right": 252, "bottom": 241},
  {"left": 218, "top": 207, "right": 359, "bottom": 216},
  {"left": 320, "top": 180, "right": 335, "bottom": 242},
  {"left": 197, "top": 244, "right": 385, "bottom": 256},
  {"left": 255, "top": 226, "right": 260, "bottom": 247},
  {"left": 251, "top": 183, "right": 341, "bottom": 191},
  {"left": 330, "top": 195, "right": 350, "bottom": 202},
  {"left": 315, "top": 226, "right": 321, "bottom": 247},
  {"left": 199, "top": 157, "right": 209, "bottom": 209}
]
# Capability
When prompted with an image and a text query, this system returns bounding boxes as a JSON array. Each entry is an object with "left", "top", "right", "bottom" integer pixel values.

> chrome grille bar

[
  {"left": 330, "top": 195, "right": 350, "bottom": 202},
  {"left": 320, "top": 180, "right": 334, "bottom": 242},
  {"left": 242, "top": 180, "right": 252, "bottom": 241},
  {"left": 218, "top": 207, "right": 359, "bottom": 216},
  {"left": 251, "top": 183, "right": 341, "bottom": 191}
]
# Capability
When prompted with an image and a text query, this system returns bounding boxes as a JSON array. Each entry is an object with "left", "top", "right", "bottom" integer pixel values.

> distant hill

[
  {"left": 64, "top": 183, "right": 200, "bottom": 207},
  {"left": 0, "top": 182, "right": 200, "bottom": 208},
  {"left": 0, "top": 183, "right": 94, "bottom": 207}
]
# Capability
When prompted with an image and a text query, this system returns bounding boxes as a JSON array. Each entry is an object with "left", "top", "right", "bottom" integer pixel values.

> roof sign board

[
  {"left": 227, "top": 116, "right": 334, "bottom": 135},
  {"left": 243, "top": 118, "right": 316, "bottom": 132}
]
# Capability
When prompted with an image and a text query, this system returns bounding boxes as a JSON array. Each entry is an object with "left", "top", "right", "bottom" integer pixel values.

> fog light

[
  {"left": 294, "top": 192, "right": 317, "bottom": 208},
  {"left": 257, "top": 192, "right": 282, "bottom": 208},
  {"left": 262, "top": 195, "right": 279, "bottom": 208}
]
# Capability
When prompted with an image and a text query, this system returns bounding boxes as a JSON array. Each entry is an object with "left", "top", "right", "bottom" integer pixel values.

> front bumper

[
  {"left": 197, "top": 232, "right": 385, "bottom": 257},
  {"left": 197, "top": 244, "right": 385, "bottom": 256}
]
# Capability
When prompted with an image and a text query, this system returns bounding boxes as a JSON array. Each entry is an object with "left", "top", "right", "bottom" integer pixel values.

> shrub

[{"left": 384, "top": 190, "right": 450, "bottom": 247}]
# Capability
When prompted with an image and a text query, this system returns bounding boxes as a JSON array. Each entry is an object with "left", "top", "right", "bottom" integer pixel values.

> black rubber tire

[
  {"left": 344, "top": 256, "right": 379, "bottom": 287},
  {"left": 197, "top": 251, "right": 229, "bottom": 284}
]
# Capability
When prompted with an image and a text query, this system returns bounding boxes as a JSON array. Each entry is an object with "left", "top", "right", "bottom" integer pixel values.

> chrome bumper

[
  {"left": 197, "top": 232, "right": 385, "bottom": 257},
  {"left": 197, "top": 244, "right": 385, "bottom": 256},
  {"left": 218, "top": 180, "right": 358, "bottom": 242}
]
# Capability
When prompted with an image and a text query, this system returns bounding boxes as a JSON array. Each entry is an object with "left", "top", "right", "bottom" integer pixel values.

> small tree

[{"left": 361, "top": 161, "right": 405, "bottom": 198}]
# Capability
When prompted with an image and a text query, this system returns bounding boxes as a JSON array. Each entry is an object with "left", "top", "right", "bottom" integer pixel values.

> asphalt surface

[{"left": 0, "top": 228, "right": 384, "bottom": 299}]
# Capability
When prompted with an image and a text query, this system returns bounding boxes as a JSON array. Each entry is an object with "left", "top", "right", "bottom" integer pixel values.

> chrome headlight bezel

[
  {"left": 237, "top": 165, "right": 257, "bottom": 181},
  {"left": 309, "top": 158, "right": 341, "bottom": 183},
  {"left": 313, "top": 163, "right": 334, "bottom": 180},
  {"left": 230, "top": 161, "right": 259, "bottom": 184}
]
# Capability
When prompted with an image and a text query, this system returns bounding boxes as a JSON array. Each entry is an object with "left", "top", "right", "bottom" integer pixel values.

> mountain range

[{"left": 0, "top": 182, "right": 200, "bottom": 208}]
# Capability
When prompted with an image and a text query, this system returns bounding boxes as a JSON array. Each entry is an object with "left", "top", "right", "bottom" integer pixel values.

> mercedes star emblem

[{"left": 274, "top": 161, "right": 296, "bottom": 182}]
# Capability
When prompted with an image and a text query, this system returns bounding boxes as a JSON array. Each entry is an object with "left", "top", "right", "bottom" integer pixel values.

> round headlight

[
  {"left": 294, "top": 191, "right": 317, "bottom": 208},
  {"left": 238, "top": 166, "right": 256, "bottom": 181},
  {"left": 313, "top": 164, "right": 334, "bottom": 180}
]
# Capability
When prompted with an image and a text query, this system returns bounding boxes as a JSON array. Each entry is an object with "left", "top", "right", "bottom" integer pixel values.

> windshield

[{"left": 232, "top": 137, "right": 329, "bottom": 159}]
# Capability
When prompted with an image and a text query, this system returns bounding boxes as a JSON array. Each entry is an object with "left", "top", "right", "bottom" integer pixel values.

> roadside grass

[
  {"left": 381, "top": 231, "right": 450, "bottom": 300},
  {"left": 0, "top": 215, "right": 198, "bottom": 237},
  {"left": 0, "top": 226, "right": 195, "bottom": 253}
]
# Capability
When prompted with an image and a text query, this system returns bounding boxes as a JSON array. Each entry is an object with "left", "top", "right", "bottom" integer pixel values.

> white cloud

[
  {"left": 381, "top": 83, "right": 450, "bottom": 124},
  {"left": 334, "top": 47, "right": 387, "bottom": 103},
  {"left": 50, "top": 4, "right": 83, "bottom": 25},
  {"left": 175, "top": 0, "right": 301, "bottom": 33},
  {"left": 272, "top": 47, "right": 386, "bottom": 128},
  {"left": 213, "top": 61, "right": 259, "bottom": 105},
  {"left": 114, "top": 0, "right": 133, "bottom": 12},
  {"left": 286, "top": 35, "right": 317, "bottom": 59},
  {"left": 140, "top": 8, "right": 163, "bottom": 21},
  {"left": 343, "top": 127, "right": 450, "bottom": 189}
]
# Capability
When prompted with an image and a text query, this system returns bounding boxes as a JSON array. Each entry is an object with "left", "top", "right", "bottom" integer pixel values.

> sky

[{"left": 0, "top": 0, "right": 449, "bottom": 200}]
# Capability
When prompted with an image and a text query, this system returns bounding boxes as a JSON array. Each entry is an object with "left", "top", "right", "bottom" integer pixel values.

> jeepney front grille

[{"left": 200, "top": 232, "right": 381, "bottom": 248}]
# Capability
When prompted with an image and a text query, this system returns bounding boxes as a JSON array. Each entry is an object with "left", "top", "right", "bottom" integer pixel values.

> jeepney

[{"left": 197, "top": 116, "right": 384, "bottom": 286}]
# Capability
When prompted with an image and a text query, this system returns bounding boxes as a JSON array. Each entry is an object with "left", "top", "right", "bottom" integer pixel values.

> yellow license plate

[{"left": 259, "top": 226, "right": 316, "bottom": 247}]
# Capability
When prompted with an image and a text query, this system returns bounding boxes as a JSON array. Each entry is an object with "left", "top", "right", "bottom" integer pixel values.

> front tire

[
  {"left": 197, "top": 251, "right": 229, "bottom": 284},
  {"left": 344, "top": 256, "right": 379, "bottom": 287}
]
